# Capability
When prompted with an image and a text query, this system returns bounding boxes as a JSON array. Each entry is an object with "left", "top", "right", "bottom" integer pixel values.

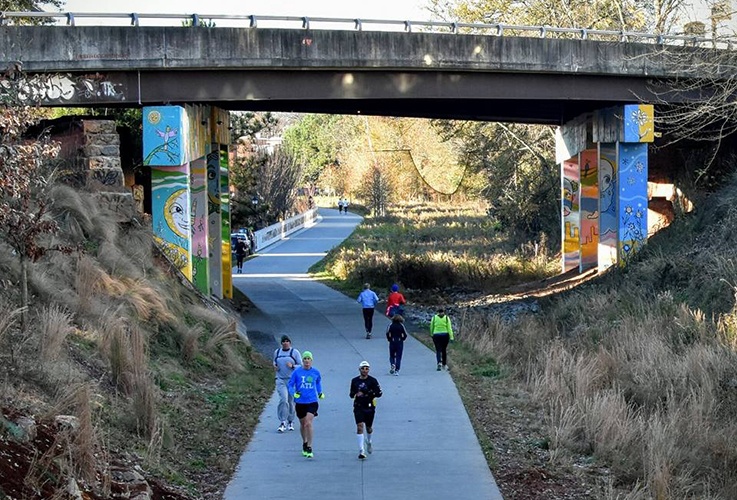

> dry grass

[
  {"left": 180, "top": 323, "right": 203, "bottom": 364},
  {"left": 314, "top": 201, "right": 558, "bottom": 293},
  {"left": 470, "top": 279, "right": 737, "bottom": 497},
  {"left": 38, "top": 304, "right": 73, "bottom": 363}
]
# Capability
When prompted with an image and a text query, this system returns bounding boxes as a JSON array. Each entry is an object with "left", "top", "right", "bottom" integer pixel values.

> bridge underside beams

[
  {"left": 558, "top": 104, "right": 653, "bottom": 273},
  {"left": 29, "top": 70, "right": 667, "bottom": 125}
]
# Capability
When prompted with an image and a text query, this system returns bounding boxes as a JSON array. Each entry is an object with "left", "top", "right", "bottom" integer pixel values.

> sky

[{"left": 59, "top": 0, "right": 434, "bottom": 28}]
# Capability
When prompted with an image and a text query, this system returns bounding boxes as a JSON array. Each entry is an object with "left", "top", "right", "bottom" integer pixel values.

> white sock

[
  {"left": 366, "top": 433, "right": 372, "bottom": 444},
  {"left": 357, "top": 433, "right": 365, "bottom": 452}
]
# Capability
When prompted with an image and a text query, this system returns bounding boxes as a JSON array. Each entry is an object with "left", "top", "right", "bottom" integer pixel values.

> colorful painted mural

[
  {"left": 190, "top": 158, "right": 209, "bottom": 294},
  {"left": 143, "top": 106, "right": 183, "bottom": 166},
  {"left": 207, "top": 149, "right": 223, "bottom": 298},
  {"left": 151, "top": 165, "right": 192, "bottom": 279},
  {"left": 562, "top": 157, "right": 580, "bottom": 272},
  {"left": 617, "top": 143, "right": 648, "bottom": 263},
  {"left": 579, "top": 149, "right": 599, "bottom": 271},
  {"left": 623, "top": 104, "right": 654, "bottom": 143},
  {"left": 598, "top": 143, "right": 618, "bottom": 271},
  {"left": 184, "top": 104, "right": 209, "bottom": 164},
  {"left": 220, "top": 146, "right": 232, "bottom": 299},
  {"left": 144, "top": 104, "right": 232, "bottom": 298}
]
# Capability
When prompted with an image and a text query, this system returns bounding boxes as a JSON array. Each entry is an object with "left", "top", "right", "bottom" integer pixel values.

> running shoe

[
  {"left": 437, "top": 363, "right": 442, "bottom": 371},
  {"left": 305, "top": 446, "right": 314, "bottom": 458},
  {"left": 277, "top": 422, "right": 286, "bottom": 433},
  {"left": 394, "top": 370, "right": 399, "bottom": 376},
  {"left": 366, "top": 441, "right": 372, "bottom": 454},
  {"left": 389, "top": 365, "right": 395, "bottom": 374},
  {"left": 287, "top": 422, "right": 295, "bottom": 431},
  {"left": 358, "top": 451, "right": 366, "bottom": 459},
  {"left": 366, "top": 333, "right": 372, "bottom": 339},
  {"left": 302, "top": 442, "right": 308, "bottom": 457}
]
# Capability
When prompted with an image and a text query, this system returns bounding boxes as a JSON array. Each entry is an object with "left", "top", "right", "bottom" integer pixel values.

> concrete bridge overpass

[
  {"left": 0, "top": 18, "right": 720, "bottom": 124},
  {"left": 0, "top": 13, "right": 727, "bottom": 291}
]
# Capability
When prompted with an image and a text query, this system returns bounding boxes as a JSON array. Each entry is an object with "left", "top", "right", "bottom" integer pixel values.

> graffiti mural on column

[
  {"left": 598, "top": 143, "right": 618, "bottom": 271},
  {"left": 151, "top": 166, "right": 192, "bottom": 279},
  {"left": 579, "top": 149, "right": 599, "bottom": 271},
  {"left": 190, "top": 158, "right": 209, "bottom": 294},
  {"left": 144, "top": 105, "right": 193, "bottom": 280},
  {"left": 617, "top": 143, "right": 648, "bottom": 263},
  {"left": 220, "top": 146, "right": 233, "bottom": 299},
  {"left": 143, "top": 106, "right": 182, "bottom": 167},
  {"left": 562, "top": 156, "right": 580, "bottom": 273},
  {"left": 207, "top": 149, "right": 223, "bottom": 298}
]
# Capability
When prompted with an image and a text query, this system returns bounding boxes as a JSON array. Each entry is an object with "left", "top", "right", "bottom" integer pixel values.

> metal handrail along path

[{"left": 0, "top": 10, "right": 733, "bottom": 49}]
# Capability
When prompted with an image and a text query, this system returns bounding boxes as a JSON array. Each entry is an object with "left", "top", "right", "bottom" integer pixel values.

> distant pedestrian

[
  {"left": 350, "top": 360, "right": 382, "bottom": 459},
  {"left": 234, "top": 238, "right": 248, "bottom": 273},
  {"left": 385, "top": 314, "right": 408, "bottom": 375},
  {"left": 385, "top": 283, "right": 406, "bottom": 318},
  {"left": 357, "top": 283, "right": 380, "bottom": 339},
  {"left": 273, "top": 335, "right": 301, "bottom": 433},
  {"left": 337, "top": 198, "right": 344, "bottom": 214},
  {"left": 430, "top": 307, "right": 454, "bottom": 371},
  {"left": 288, "top": 350, "right": 324, "bottom": 458},
  {"left": 342, "top": 198, "right": 349, "bottom": 214}
]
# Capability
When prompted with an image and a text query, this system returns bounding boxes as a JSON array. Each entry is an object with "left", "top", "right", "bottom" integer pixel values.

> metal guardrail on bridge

[{"left": 1, "top": 11, "right": 734, "bottom": 49}]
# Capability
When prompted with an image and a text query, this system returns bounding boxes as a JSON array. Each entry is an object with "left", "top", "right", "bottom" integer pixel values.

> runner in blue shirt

[{"left": 288, "top": 350, "right": 324, "bottom": 458}]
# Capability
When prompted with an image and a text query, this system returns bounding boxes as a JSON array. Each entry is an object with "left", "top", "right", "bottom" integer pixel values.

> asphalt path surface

[{"left": 224, "top": 207, "right": 502, "bottom": 500}]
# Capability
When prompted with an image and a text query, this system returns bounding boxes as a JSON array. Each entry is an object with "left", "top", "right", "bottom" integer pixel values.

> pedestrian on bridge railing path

[
  {"left": 430, "top": 307, "right": 454, "bottom": 371},
  {"left": 357, "top": 283, "right": 380, "bottom": 339},
  {"left": 288, "top": 351, "right": 324, "bottom": 458},
  {"left": 273, "top": 335, "right": 301, "bottom": 433}
]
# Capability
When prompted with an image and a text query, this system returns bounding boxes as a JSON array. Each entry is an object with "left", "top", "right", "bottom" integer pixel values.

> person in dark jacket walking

[
  {"left": 234, "top": 238, "right": 248, "bottom": 273},
  {"left": 385, "top": 314, "right": 408, "bottom": 375},
  {"left": 350, "top": 360, "right": 382, "bottom": 459}
]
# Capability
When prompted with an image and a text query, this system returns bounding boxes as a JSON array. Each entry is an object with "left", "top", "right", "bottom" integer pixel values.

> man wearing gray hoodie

[{"left": 274, "top": 335, "right": 302, "bottom": 432}]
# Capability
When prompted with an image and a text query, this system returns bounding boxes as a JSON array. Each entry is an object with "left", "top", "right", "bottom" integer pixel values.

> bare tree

[
  {"left": 256, "top": 148, "right": 303, "bottom": 221},
  {"left": 0, "top": 65, "right": 63, "bottom": 328}
]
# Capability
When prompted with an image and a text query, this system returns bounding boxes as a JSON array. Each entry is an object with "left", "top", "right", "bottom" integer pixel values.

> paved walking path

[{"left": 224, "top": 208, "right": 502, "bottom": 500}]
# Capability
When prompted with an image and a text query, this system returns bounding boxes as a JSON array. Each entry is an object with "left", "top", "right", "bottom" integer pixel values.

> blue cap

[{"left": 391, "top": 284, "right": 399, "bottom": 292}]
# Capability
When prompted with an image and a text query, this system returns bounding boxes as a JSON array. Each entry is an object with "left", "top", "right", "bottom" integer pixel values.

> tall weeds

[
  {"left": 473, "top": 280, "right": 737, "bottom": 497},
  {"left": 38, "top": 304, "right": 73, "bottom": 363}
]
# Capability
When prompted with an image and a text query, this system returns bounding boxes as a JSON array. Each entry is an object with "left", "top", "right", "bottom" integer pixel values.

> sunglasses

[{"left": 360, "top": 367, "right": 370, "bottom": 370}]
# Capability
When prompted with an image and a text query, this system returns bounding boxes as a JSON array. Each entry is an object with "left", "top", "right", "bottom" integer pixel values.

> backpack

[{"left": 275, "top": 347, "right": 298, "bottom": 365}]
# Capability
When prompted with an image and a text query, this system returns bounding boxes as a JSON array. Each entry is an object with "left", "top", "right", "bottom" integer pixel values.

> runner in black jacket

[
  {"left": 385, "top": 314, "right": 408, "bottom": 375},
  {"left": 350, "top": 360, "right": 383, "bottom": 459}
]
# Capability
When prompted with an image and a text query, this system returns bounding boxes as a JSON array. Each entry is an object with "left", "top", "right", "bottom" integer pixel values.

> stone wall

[{"left": 50, "top": 117, "right": 137, "bottom": 222}]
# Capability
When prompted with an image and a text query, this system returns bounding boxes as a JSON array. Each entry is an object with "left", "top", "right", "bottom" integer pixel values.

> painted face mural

[
  {"left": 563, "top": 178, "right": 575, "bottom": 217},
  {"left": 207, "top": 158, "right": 220, "bottom": 206},
  {"left": 599, "top": 158, "right": 615, "bottom": 214},
  {"left": 164, "top": 189, "right": 189, "bottom": 239}
]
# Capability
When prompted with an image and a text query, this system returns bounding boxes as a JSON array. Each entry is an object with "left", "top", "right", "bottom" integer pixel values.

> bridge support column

[
  {"left": 557, "top": 104, "right": 653, "bottom": 273},
  {"left": 143, "top": 104, "right": 232, "bottom": 298}
]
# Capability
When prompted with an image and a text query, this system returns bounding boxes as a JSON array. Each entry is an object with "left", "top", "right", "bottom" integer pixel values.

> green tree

[
  {"left": 1, "top": 0, "right": 64, "bottom": 14},
  {"left": 426, "top": 0, "right": 688, "bottom": 33},
  {"left": 230, "top": 111, "right": 278, "bottom": 144},
  {"left": 283, "top": 114, "right": 343, "bottom": 188}
]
